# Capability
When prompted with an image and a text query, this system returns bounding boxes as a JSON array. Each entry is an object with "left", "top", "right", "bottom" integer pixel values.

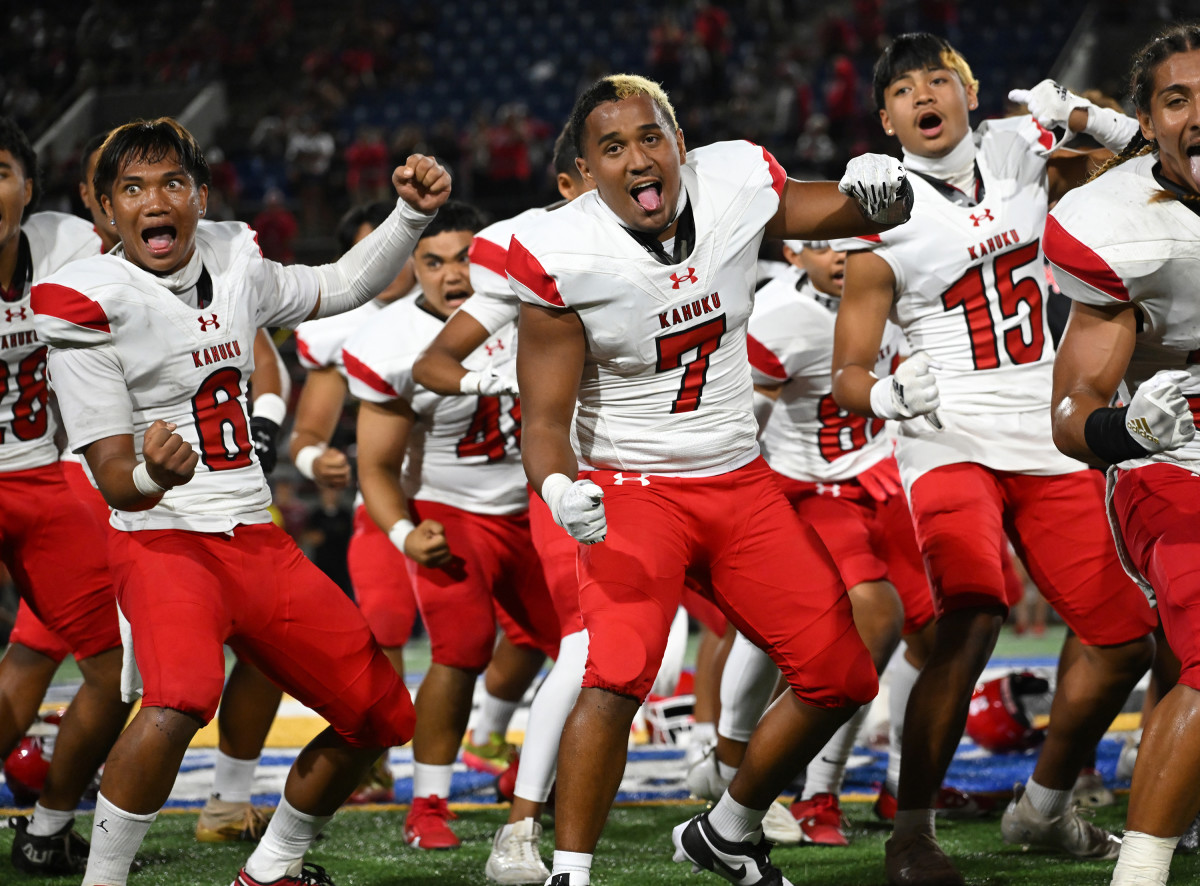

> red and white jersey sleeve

[
  {"left": 461, "top": 207, "right": 547, "bottom": 335},
  {"left": 748, "top": 267, "right": 900, "bottom": 481},
  {"left": 0, "top": 212, "right": 102, "bottom": 472},
  {"left": 32, "top": 222, "right": 320, "bottom": 533},
  {"left": 342, "top": 297, "right": 527, "bottom": 514},
  {"left": 831, "top": 117, "right": 1084, "bottom": 486},
  {"left": 294, "top": 299, "right": 389, "bottom": 375},
  {"left": 1047, "top": 153, "right": 1200, "bottom": 469},
  {"left": 506, "top": 140, "right": 785, "bottom": 476}
]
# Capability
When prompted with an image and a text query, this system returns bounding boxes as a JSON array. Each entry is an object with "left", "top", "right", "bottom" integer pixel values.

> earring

[
  {"left": 200, "top": 208, "right": 205, "bottom": 216},
  {"left": 109, "top": 219, "right": 115, "bottom": 225},
  {"left": 886, "top": 129, "right": 894, "bottom": 135}
]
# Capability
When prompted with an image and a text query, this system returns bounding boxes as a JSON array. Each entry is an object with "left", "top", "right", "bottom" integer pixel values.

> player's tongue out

[
  {"left": 1188, "top": 146, "right": 1200, "bottom": 191},
  {"left": 633, "top": 184, "right": 662, "bottom": 212},
  {"left": 143, "top": 227, "right": 175, "bottom": 256}
]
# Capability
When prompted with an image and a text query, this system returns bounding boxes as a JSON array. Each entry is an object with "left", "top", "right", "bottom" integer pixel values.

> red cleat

[
  {"left": 404, "top": 795, "right": 460, "bottom": 850},
  {"left": 494, "top": 757, "right": 520, "bottom": 803},
  {"left": 231, "top": 862, "right": 336, "bottom": 885},
  {"left": 789, "top": 793, "right": 849, "bottom": 846},
  {"left": 874, "top": 785, "right": 992, "bottom": 821}
]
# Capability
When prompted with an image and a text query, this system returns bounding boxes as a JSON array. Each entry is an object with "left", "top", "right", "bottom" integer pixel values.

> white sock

[
  {"left": 892, "top": 808, "right": 935, "bottom": 841},
  {"left": 471, "top": 691, "right": 519, "bottom": 747},
  {"left": 1024, "top": 777, "right": 1071, "bottom": 819},
  {"left": 243, "top": 796, "right": 331, "bottom": 882},
  {"left": 513, "top": 629, "right": 587, "bottom": 804},
  {"left": 412, "top": 762, "right": 454, "bottom": 800},
  {"left": 803, "top": 705, "right": 868, "bottom": 799},
  {"left": 717, "top": 634, "right": 778, "bottom": 743},
  {"left": 717, "top": 760, "right": 739, "bottom": 782},
  {"left": 886, "top": 653, "right": 921, "bottom": 795},
  {"left": 708, "top": 792, "right": 766, "bottom": 843},
  {"left": 29, "top": 802, "right": 75, "bottom": 838},
  {"left": 651, "top": 606, "right": 690, "bottom": 696},
  {"left": 211, "top": 750, "right": 260, "bottom": 804},
  {"left": 691, "top": 720, "right": 717, "bottom": 747},
  {"left": 82, "top": 793, "right": 157, "bottom": 886},
  {"left": 552, "top": 849, "right": 593, "bottom": 879},
  {"left": 1111, "top": 831, "right": 1179, "bottom": 885}
]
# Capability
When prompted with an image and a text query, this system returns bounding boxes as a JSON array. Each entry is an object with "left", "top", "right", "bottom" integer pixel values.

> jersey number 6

[{"left": 192, "top": 367, "right": 254, "bottom": 471}]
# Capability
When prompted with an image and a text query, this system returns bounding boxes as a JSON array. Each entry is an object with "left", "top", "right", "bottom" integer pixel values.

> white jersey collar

[{"left": 902, "top": 130, "right": 976, "bottom": 195}]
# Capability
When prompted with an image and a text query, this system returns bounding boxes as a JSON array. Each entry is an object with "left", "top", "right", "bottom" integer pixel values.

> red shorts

[
  {"left": 346, "top": 505, "right": 418, "bottom": 649},
  {"left": 107, "top": 522, "right": 414, "bottom": 747},
  {"left": 10, "top": 601, "right": 71, "bottom": 663},
  {"left": 908, "top": 463, "right": 1155, "bottom": 645},
  {"left": 60, "top": 459, "right": 112, "bottom": 533},
  {"left": 774, "top": 472, "right": 935, "bottom": 636},
  {"left": 0, "top": 463, "right": 120, "bottom": 661},
  {"left": 528, "top": 488, "right": 584, "bottom": 635},
  {"left": 577, "top": 457, "right": 876, "bottom": 706},
  {"left": 1113, "top": 463, "right": 1200, "bottom": 691},
  {"left": 408, "top": 500, "right": 561, "bottom": 670},
  {"left": 682, "top": 583, "right": 729, "bottom": 637}
]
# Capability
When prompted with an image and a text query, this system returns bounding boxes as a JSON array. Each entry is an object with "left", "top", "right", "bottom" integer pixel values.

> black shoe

[
  {"left": 10, "top": 815, "right": 90, "bottom": 875},
  {"left": 1178, "top": 811, "right": 1200, "bottom": 854},
  {"left": 671, "top": 812, "right": 790, "bottom": 886}
]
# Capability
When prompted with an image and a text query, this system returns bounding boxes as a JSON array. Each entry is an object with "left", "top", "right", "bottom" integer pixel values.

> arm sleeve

[{"left": 48, "top": 345, "right": 134, "bottom": 451}]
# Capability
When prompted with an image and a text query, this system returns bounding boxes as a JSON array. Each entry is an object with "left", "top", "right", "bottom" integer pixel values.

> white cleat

[
  {"left": 1001, "top": 784, "right": 1121, "bottom": 859},
  {"left": 761, "top": 801, "right": 802, "bottom": 846},
  {"left": 486, "top": 818, "right": 549, "bottom": 884}
]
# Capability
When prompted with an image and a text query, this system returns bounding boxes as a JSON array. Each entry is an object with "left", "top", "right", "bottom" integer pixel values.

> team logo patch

[
  {"left": 969, "top": 209, "right": 994, "bottom": 227},
  {"left": 484, "top": 340, "right": 505, "bottom": 356},
  {"left": 670, "top": 268, "right": 698, "bottom": 289},
  {"left": 5, "top": 307, "right": 28, "bottom": 322},
  {"left": 613, "top": 472, "right": 650, "bottom": 486},
  {"left": 198, "top": 313, "right": 221, "bottom": 331},
  {"left": 816, "top": 482, "right": 842, "bottom": 497}
]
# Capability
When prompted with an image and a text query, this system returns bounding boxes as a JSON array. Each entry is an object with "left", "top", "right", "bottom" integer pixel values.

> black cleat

[
  {"left": 9, "top": 815, "right": 90, "bottom": 875},
  {"left": 671, "top": 812, "right": 791, "bottom": 886}
]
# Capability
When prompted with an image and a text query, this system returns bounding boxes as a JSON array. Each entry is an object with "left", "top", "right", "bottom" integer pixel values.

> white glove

[
  {"left": 870, "top": 350, "right": 942, "bottom": 422},
  {"left": 1125, "top": 369, "right": 1196, "bottom": 453},
  {"left": 1007, "top": 80, "right": 1139, "bottom": 153},
  {"left": 542, "top": 473, "right": 606, "bottom": 544},
  {"left": 460, "top": 368, "right": 519, "bottom": 397},
  {"left": 839, "top": 154, "right": 913, "bottom": 225}
]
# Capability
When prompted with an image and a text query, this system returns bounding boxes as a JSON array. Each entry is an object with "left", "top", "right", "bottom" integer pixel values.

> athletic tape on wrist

[
  {"left": 252, "top": 392, "right": 287, "bottom": 426},
  {"left": 132, "top": 462, "right": 166, "bottom": 497},
  {"left": 293, "top": 444, "right": 325, "bottom": 481},
  {"left": 388, "top": 518, "right": 415, "bottom": 553},
  {"left": 1083, "top": 406, "right": 1149, "bottom": 465}
]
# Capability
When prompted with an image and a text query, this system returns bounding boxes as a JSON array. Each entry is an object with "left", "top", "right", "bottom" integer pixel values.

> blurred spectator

[
  {"left": 285, "top": 114, "right": 336, "bottom": 233},
  {"left": 304, "top": 486, "right": 355, "bottom": 598},
  {"left": 648, "top": 12, "right": 687, "bottom": 92},
  {"left": 345, "top": 126, "right": 391, "bottom": 203},
  {"left": 252, "top": 188, "right": 299, "bottom": 264},
  {"left": 205, "top": 146, "right": 241, "bottom": 222},
  {"left": 693, "top": 0, "right": 733, "bottom": 98}
]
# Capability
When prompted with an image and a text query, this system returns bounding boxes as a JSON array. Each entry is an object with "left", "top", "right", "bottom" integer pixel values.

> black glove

[{"left": 249, "top": 416, "right": 281, "bottom": 475}]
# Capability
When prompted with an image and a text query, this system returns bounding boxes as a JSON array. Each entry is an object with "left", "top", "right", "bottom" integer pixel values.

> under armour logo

[
  {"left": 816, "top": 482, "right": 842, "bottom": 497},
  {"left": 484, "top": 340, "right": 505, "bottom": 356},
  {"left": 670, "top": 268, "right": 698, "bottom": 289},
  {"left": 5, "top": 307, "right": 28, "bottom": 322},
  {"left": 969, "top": 209, "right": 994, "bottom": 227},
  {"left": 612, "top": 472, "right": 650, "bottom": 486},
  {"left": 198, "top": 314, "right": 220, "bottom": 331},
  {"left": 1126, "top": 416, "right": 1159, "bottom": 445},
  {"left": 97, "top": 819, "right": 109, "bottom": 833}
]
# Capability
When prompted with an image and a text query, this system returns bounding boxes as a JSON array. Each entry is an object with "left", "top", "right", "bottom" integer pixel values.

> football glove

[
  {"left": 542, "top": 473, "right": 606, "bottom": 544},
  {"left": 839, "top": 154, "right": 913, "bottom": 225},
  {"left": 870, "top": 350, "right": 942, "bottom": 421},
  {"left": 250, "top": 415, "right": 281, "bottom": 475},
  {"left": 1125, "top": 369, "right": 1196, "bottom": 454},
  {"left": 1007, "top": 79, "right": 1139, "bottom": 153},
  {"left": 460, "top": 368, "right": 519, "bottom": 397}
]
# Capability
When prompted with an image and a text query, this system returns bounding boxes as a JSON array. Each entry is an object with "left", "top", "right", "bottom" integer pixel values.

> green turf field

[{"left": 4, "top": 796, "right": 1196, "bottom": 886}]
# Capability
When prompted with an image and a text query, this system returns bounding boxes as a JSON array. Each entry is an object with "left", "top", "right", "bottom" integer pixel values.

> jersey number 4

[
  {"left": 941, "top": 241, "right": 1045, "bottom": 370},
  {"left": 0, "top": 347, "right": 48, "bottom": 444},
  {"left": 457, "top": 397, "right": 521, "bottom": 462},
  {"left": 656, "top": 315, "right": 727, "bottom": 413},
  {"left": 192, "top": 367, "right": 254, "bottom": 471}
]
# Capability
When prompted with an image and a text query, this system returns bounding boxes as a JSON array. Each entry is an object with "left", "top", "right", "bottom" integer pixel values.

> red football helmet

[
  {"left": 4, "top": 735, "right": 51, "bottom": 806},
  {"left": 965, "top": 671, "right": 1049, "bottom": 753}
]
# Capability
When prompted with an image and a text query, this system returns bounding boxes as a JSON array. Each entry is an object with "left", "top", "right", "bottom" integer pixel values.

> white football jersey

[
  {"left": 1047, "top": 152, "right": 1200, "bottom": 471},
  {"left": 33, "top": 221, "right": 320, "bottom": 532},
  {"left": 343, "top": 296, "right": 526, "bottom": 515},
  {"left": 507, "top": 140, "right": 785, "bottom": 476},
  {"left": 0, "top": 212, "right": 102, "bottom": 472},
  {"left": 462, "top": 207, "right": 547, "bottom": 335},
  {"left": 749, "top": 266, "right": 903, "bottom": 482},
  {"left": 832, "top": 116, "right": 1084, "bottom": 486}
]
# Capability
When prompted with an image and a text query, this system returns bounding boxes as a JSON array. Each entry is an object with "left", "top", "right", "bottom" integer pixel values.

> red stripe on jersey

[
  {"left": 342, "top": 349, "right": 399, "bottom": 398},
  {"left": 295, "top": 334, "right": 319, "bottom": 369},
  {"left": 747, "top": 334, "right": 788, "bottom": 381},
  {"left": 757, "top": 144, "right": 787, "bottom": 198},
  {"left": 469, "top": 236, "right": 508, "bottom": 277},
  {"left": 1043, "top": 215, "right": 1130, "bottom": 302},
  {"left": 856, "top": 234, "right": 882, "bottom": 243},
  {"left": 30, "top": 283, "right": 111, "bottom": 332},
  {"left": 1035, "top": 121, "right": 1055, "bottom": 151},
  {"left": 507, "top": 237, "right": 564, "bottom": 307}
]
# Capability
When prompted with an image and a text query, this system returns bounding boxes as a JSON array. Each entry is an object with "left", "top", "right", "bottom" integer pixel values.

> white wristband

[
  {"left": 388, "top": 518, "right": 415, "bottom": 553},
  {"left": 294, "top": 444, "right": 325, "bottom": 481},
  {"left": 541, "top": 472, "right": 574, "bottom": 515},
  {"left": 869, "top": 375, "right": 902, "bottom": 419},
  {"left": 1085, "top": 105, "right": 1140, "bottom": 153},
  {"left": 252, "top": 392, "right": 288, "bottom": 425},
  {"left": 132, "top": 461, "right": 166, "bottom": 497},
  {"left": 459, "top": 370, "right": 482, "bottom": 395}
]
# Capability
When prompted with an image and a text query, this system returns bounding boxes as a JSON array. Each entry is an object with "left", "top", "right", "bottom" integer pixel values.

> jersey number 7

[
  {"left": 655, "top": 315, "right": 727, "bottom": 413},
  {"left": 941, "top": 241, "right": 1045, "bottom": 370}
]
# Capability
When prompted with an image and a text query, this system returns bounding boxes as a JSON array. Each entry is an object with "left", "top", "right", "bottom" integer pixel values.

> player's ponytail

[{"left": 1088, "top": 130, "right": 1154, "bottom": 181}]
